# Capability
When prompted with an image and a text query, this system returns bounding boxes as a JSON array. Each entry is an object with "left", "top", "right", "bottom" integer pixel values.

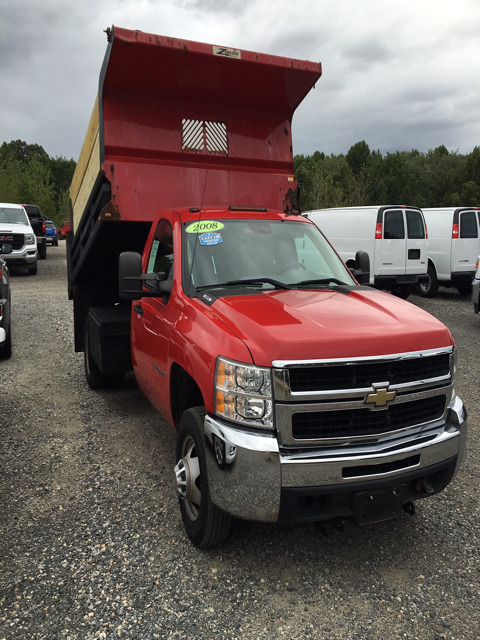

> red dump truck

[{"left": 68, "top": 26, "right": 467, "bottom": 548}]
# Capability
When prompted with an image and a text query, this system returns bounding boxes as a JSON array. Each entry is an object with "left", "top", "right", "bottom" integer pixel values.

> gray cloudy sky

[{"left": 1, "top": 0, "right": 479, "bottom": 160}]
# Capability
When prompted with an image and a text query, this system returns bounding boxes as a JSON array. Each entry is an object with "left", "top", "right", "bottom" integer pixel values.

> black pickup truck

[{"left": 23, "top": 204, "right": 47, "bottom": 260}]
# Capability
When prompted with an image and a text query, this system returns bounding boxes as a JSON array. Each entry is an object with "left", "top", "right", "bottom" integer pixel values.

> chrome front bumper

[
  {"left": 5, "top": 248, "right": 37, "bottom": 265},
  {"left": 204, "top": 396, "right": 467, "bottom": 523}
]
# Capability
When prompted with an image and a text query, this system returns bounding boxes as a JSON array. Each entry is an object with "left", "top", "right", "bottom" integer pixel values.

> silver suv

[{"left": 0, "top": 203, "right": 38, "bottom": 275}]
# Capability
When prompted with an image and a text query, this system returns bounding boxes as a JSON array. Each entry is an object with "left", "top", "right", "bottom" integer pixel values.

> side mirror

[
  {"left": 0, "top": 244, "right": 12, "bottom": 255},
  {"left": 119, "top": 251, "right": 143, "bottom": 300},
  {"left": 351, "top": 250, "right": 370, "bottom": 285},
  {"left": 119, "top": 251, "right": 173, "bottom": 301}
]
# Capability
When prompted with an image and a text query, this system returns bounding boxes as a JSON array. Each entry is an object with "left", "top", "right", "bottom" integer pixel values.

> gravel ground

[{"left": 1, "top": 243, "right": 479, "bottom": 640}]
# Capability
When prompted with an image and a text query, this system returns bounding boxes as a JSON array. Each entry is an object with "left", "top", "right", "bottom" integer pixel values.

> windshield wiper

[
  {"left": 225, "top": 278, "right": 292, "bottom": 290},
  {"left": 294, "top": 277, "right": 350, "bottom": 287},
  {"left": 197, "top": 278, "right": 291, "bottom": 291}
]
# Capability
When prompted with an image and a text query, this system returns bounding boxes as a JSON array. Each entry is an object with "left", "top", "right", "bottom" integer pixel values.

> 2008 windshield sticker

[
  {"left": 199, "top": 232, "right": 223, "bottom": 246},
  {"left": 185, "top": 220, "right": 225, "bottom": 234}
]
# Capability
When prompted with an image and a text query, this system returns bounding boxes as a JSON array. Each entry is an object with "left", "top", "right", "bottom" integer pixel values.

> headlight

[
  {"left": 214, "top": 357, "right": 273, "bottom": 428},
  {"left": 25, "top": 234, "right": 35, "bottom": 244}
]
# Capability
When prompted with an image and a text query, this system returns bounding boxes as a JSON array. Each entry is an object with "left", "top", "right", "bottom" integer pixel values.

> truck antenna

[{"left": 187, "top": 170, "right": 209, "bottom": 294}]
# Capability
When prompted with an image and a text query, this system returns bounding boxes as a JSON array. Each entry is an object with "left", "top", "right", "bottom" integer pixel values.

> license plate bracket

[{"left": 354, "top": 485, "right": 408, "bottom": 525}]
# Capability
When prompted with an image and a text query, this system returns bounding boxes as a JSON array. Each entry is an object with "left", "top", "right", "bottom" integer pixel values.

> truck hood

[
  {"left": 208, "top": 287, "right": 452, "bottom": 365},
  {"left": 0, "top": 223, "right": 33, "bottom": 235}
]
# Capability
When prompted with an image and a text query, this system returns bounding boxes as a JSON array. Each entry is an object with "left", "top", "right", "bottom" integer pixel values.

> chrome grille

[
  {"left": 273, "top": 347, "right": 454, "bottom": 447},
  {"left": 292, "top": 395, "right": 446, "bottom": 440},
  {"left": 288, "top": 353, "right": 450, "bottom": 392},
  {"left": 0, "top": 233, "right": 24, "bottom": 250}
]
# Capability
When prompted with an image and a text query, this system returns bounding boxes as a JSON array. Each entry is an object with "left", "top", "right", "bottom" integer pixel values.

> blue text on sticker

[{"left": 199, "top": 232, "right": 223, "bottom": 246}]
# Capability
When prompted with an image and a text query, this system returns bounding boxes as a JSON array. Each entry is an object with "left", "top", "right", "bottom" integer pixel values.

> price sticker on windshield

[{"left": 185, "top": 220, "right": 225, "bottom": 234}]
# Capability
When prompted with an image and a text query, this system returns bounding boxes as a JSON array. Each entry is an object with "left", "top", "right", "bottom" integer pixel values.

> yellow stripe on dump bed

[{"left": 70, "top": 96, "right": 101, "bottom": 233}]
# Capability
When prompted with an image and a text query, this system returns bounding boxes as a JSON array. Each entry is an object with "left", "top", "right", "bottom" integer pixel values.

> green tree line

[
  {"left": 295, "top": 142, "right": 480, "bottom": 212},
  {"left": 0, "top": 140, "right": 76, "bottom": 228},
  {"left": 2, "top": 139, "right": 479, "bottom": 223}
]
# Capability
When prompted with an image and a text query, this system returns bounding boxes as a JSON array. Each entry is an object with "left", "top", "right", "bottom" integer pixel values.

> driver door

[{"left": 131, "top": 217, "right": 176, "bottom": 417}]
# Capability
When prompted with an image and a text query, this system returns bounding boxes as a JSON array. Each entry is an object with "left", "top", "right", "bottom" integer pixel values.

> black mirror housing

[
  {"left": 119, "top": 251, "right": 174, "bottom": 300},
  {"left": 119, "top": 251, "right": 144, "bottom": 300},
  {"left": 352, "top": 250, "right": 370, "bottom": 285}
]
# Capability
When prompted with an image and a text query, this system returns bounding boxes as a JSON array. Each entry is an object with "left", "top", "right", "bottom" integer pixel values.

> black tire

[
  {"left": 39, "top": 243, "right": 47, "bottom": 260},
  {"left": 0, "top": 326, "right": 12, "bottom": 359},
  {"left": 84, "top": 322, "right": 108, "bottom": 389},
  {"left": 456, "top": 282, "right": 472, "bottom": 296},
  {"left": 28, "top": 261, "right": 38, "bottom": 275},
  {"left": 174, "top": 407, "right": 231, "bottom": 548},
  {"left": 392, "top": 284, "right": 411, "bottom": 299},
  {"left": 417, "top": 264, "right": 438, "bottom": 298}
]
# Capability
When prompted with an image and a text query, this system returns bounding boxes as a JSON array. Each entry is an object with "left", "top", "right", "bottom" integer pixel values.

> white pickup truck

[{"left": 0, "top": 203, "right": 38, "bottom": 275}]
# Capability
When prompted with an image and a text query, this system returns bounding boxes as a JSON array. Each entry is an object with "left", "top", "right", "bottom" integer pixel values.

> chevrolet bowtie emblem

[{"left": 365, "top": 385, "right": 397, "bottom": 408}]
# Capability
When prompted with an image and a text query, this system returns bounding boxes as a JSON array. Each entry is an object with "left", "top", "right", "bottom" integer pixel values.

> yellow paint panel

[{"left": 70, "top": 96, "right": 101, "bottom": 232}]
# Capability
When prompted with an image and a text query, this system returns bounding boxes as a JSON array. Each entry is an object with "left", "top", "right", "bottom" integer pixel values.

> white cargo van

[
  {"left": 418, "top": 207, "right": 480, "bottom": 297},
  {"left": 304, "top": 206, "right": 428, "bottom": 298}
]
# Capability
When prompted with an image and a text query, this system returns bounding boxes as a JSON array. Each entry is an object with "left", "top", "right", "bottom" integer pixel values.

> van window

[
  {"left": 406, "top": 210, "right": 425, "bottom": 239},
  {"left": 384, "top": 210, "right": 405, "bottom": 239},
  {"left": 460, "top": 211, "right": 478, "bottom": 238}
]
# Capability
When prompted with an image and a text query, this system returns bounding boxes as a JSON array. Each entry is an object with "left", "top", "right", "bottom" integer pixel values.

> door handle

[{"left": 134, "top": 304, "right": 143, "bottom": 315}]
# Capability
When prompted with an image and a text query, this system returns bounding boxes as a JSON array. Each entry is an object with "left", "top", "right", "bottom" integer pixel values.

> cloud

[{"left": 0, "top": 0, "right": 479, "bottom": 160}]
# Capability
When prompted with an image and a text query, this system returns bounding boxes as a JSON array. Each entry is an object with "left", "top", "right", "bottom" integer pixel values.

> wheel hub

[{"left": 174, "top": 457, "right": 191, "bottom": 499}]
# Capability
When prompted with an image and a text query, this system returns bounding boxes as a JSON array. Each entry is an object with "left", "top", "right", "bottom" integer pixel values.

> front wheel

[
  {"left": 417, "top": 264, "right": 438, "bottom": 298},
  {"left": 174, "top": 407, "right": 231, "bottom": 548}
]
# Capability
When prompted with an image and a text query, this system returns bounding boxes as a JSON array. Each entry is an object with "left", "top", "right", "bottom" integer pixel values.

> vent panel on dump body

[{"left": 181, "top": 119, "right": 228, "bottom": 154}]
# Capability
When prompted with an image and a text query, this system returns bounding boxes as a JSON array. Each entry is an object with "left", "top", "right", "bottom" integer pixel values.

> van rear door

[
  {"left": 375, "top": 208, "right": 405, "bottom": 278},
  {"left": 374, "top": 207, "right": 427, "bottom": 278},
  {"left": 451, "top": 208, "right": 479, "bottom": 274},
  {"left": 405, "top": 208, "right": 427, "bottom": 276}
]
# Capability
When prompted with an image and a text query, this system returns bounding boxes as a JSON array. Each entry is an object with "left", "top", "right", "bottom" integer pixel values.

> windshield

[
  {"left": 183, "top": 218, "right": 355, "bottom": 292},
  {"left": 0, "top": 206, "right": 29, "bottom": 225}
]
